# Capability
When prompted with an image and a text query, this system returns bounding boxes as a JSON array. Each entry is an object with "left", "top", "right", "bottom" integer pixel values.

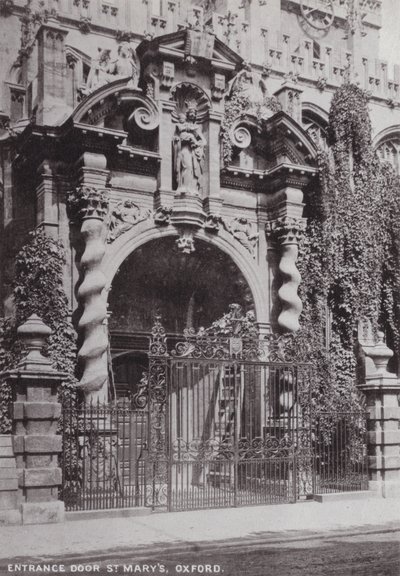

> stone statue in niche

[
  {"left": 82, "top": 42, "right": 140, "bottom": 96},
  {"left": 173, "top": 104, "right": 206, "bottom": 195}
]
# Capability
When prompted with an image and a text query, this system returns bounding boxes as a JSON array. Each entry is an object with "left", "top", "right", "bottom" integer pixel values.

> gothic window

[
  {"left": 376, "top": 138, "right": 400, "bottom": 174},
  {"left": 302, "top": 109, "right": 328, "bottom": 150}
]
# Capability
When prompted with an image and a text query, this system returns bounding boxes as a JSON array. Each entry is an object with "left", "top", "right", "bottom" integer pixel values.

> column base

[{"left": 21, "top": 500, "right": 65, "bottom": 525}]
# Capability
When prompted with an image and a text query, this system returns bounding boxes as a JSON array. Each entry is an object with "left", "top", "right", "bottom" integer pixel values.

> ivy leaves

[
  {"left": 0, "top": 229, "right": 78, "bottom": 432},
  {"left": 294, "top": 83, "right": 400, "bottom": 413}
]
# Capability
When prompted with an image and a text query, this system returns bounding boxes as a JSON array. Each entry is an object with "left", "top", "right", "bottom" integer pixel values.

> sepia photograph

[{"left": 0, "top": 0, "right": 399, "bottom": 574}]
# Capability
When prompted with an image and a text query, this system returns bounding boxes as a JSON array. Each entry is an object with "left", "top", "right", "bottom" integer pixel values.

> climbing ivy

[
  {"left": 293, "top": 84, "right": 400, "bottom": 412},
  {"left": 0, "top": 229, "right": 78, "bottom": 433}
]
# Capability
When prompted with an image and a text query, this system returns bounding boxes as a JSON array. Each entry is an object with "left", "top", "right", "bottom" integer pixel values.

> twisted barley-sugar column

[
  {"left": 68, "top": 186, "right": 109, "bottom": 401},
  {"left": 267, "top": 217, "right": 306, "bottom": 333}
]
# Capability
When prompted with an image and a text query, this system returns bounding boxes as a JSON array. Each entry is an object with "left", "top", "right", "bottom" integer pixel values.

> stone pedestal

[
  {"left": 3, "top": 315, "right": 66, "bottom": 524},
  {"left": 359, "top": 332, "right": 400, "bottom": 498}
]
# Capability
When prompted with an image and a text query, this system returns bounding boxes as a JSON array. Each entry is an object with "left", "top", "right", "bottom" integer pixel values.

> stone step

[
  {"left": 66, "top": 506, "right": 151, "bottom": 522},
  {"left": 313, "top": 490, "right": 381, "bottom": 503}
]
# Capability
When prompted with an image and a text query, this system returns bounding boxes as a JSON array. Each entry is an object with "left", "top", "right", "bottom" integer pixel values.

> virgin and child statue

[{"left": 173, "top": 105, "right": 207, "bottom": 195}]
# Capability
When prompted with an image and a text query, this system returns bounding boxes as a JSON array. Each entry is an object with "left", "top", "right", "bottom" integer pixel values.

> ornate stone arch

[{"left": 102, "top": 221, "right": 269, "bottom": 329}]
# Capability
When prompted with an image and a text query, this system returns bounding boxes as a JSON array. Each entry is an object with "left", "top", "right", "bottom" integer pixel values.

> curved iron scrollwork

[
  {"left": 149, "top": 316, "right": 168, "bottom": 357},
  {"left": 238, "top": 435, "right": 294, "bottom": 460},
  {"left": 171, "top": 435, "right": 295, "bottom": 462},
  {"left": 131, "top": 371, "right": 148, "bottom": 409},
  {"left": 172, "top": 438, "right": 234, "bottom": 462},
  {"left": 170, "top": 329, "right": 298, "bottom": 362},
  {"left": 148, "top": 311, "right": 301, "bottom": 363}
]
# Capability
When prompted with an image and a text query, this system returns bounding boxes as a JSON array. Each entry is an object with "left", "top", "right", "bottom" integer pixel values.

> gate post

[
  {"left": 4, "top": 315, "right": 66, "bottom": 524},
  {"left": 358, "top": 332, "right": 400, "bottom": 498},
  {"left": 147, "top": 316, "right": 169, "bottom": 509}
]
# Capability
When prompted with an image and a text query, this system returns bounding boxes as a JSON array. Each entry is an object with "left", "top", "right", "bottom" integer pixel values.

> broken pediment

[
  {"left": 221, "top": 111, "right": 318, "bottom": 192},
  {"left": 226, "top": 111, "right": 318, "bottom": 171},
  {"left": 136, "top": 28, "right": 243, "bottom": 73}
]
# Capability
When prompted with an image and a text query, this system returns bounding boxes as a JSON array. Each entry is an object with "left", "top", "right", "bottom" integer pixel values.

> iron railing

[
  {"left": 61, "top": 397, "right": 148, "bottom": 511},
  {"left": 312, "top": 410, "right": 369, "bottom": 494}
]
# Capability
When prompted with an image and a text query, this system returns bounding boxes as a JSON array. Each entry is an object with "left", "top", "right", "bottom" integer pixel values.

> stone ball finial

[{"left": 17, "top": 314, "right": 53, "bottom": 370}]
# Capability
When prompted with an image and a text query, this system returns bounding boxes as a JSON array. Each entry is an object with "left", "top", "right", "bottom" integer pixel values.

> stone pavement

[{"left": 0, "top": 496, "right": 399, "bottom": 562}]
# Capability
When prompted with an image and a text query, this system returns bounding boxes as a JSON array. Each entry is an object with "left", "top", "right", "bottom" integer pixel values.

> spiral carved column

[
  {"left": 266, "top": 216, "right": 306, "bottom": 333},
  {"left": 67, "top": 186, "right": 109, "bottom": 401}
]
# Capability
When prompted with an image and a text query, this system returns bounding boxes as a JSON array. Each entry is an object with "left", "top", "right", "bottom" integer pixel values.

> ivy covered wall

[
  {"left": 293, "top": 84, "right": 400, "bottom": 412},
  {"left": 0, "top": 229, "right": 77, "bottom": 433}
]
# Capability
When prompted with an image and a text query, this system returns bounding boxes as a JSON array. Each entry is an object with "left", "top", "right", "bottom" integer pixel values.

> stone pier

[
  {"left": 2, "top": 314, "right": 66, "bottom": 524},
  {"left": 359, "top": 331, "right": 400, "bottom": 498}
]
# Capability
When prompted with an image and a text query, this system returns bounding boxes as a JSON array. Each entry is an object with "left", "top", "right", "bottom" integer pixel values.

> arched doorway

[{"left": 108, "top": 236, "right": 255, "bottom": 399}]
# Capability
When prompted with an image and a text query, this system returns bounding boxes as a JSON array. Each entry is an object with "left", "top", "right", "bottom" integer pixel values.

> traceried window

[
  {"left": 376, "top": 138, "right": 400, "bottom": 175},
  {"left": 302, "top": 109, "right": 328, "bottom": 150}
]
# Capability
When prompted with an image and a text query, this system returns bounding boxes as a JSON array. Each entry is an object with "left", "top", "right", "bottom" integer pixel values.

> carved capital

[
  {"left": 67, "top": 186, "right": 109, "bottom": 223},
  {"left": 266, "top": 216, "right": 306, "bottom": 245}
]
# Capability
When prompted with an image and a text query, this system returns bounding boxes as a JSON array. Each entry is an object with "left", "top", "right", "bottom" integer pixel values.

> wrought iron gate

[
  {"left": 61, "top": 319, "right": 368, "bottom": 512},
  {"left": 146, "top": 318, "right": 316, "bottom": 511}
]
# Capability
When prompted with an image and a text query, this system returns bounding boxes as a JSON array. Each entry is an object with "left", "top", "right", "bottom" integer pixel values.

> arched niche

[{"left": 107, "top": 236, "right": 255, "bottom": 335}]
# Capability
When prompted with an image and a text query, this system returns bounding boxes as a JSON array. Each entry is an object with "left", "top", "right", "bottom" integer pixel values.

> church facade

[{"left": 1, "top": 0, "right": 400, "bottom": 518}]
